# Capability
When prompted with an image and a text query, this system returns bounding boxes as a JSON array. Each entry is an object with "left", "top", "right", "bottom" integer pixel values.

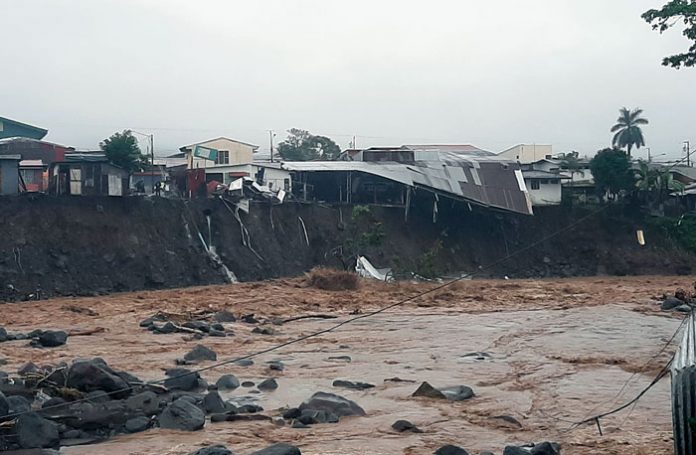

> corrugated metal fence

[{"left": 673, "top": 311, "right": 696, "bottom": 454}]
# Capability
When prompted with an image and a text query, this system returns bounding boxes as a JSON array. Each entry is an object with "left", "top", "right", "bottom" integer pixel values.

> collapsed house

[{"left": 283, "top": 144, "right": 533, "bottom": 216}]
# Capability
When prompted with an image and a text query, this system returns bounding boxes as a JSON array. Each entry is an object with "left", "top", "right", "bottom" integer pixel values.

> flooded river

[{"left": 0, "top": 276, "right": 685, "bottom": 454}]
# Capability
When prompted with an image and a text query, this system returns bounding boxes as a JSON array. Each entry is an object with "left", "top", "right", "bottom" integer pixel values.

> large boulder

[
  {"left": 662, "top": 297, "right": 684, "bottom": 310},
  {"left": 7, "top": 395, "right": 32, "bottom": 414},
  {"left": 37, "top": 331, "right": 68, "bottom": 347},
  {"left": 412, "top": 382, "right": 447, "bottom": 399},
  {"left": 184, "top": 345, "right": 217, "bottom": 362},
  {"left": 164, "top": 368, "right": 201, "bottom": 391},
  {"left": 250, "top": 444, "right": 301, "bottom": 455},
  {"left": 159, "top": 398, "right": 205, "bottom": 431},
  {"left": 124, "top": 416, "right": 150, "bottom": 433},
  {"left": 190, "top": 445, "right": 235, "bottom": 455},
  {"left": 531, "top": 442, "right": 560, "bottom": 455},
  {"left": 126, "top": 391, "right": 161, "bottom": 415},
  {"left": 16, "top": 412, "right": 60, "bottom": 448},
  {"left": 298, "top": 392, "right": 365, "bottom": 417},
  {"left": 258, "top": 378, "right": 278, "bottom": 391},
  {"left": 216, "top": 374, "right": 240, "bottom": 390},
  {"left": 434, "top": 446, "right": 469, "bottom": 455},
  {"left": 67, "top": 359, "right": 129, "bottom": 397},
  {"left": 203, "top": 391, "right": 227, "bottom": 414}
]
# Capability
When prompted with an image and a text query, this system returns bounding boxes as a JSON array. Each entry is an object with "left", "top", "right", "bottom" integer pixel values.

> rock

[
  {"left": 434, "top": 446, "right": 469, "bottom": 455},
  {"left": 42, "top": 397, "right": 67, "bottom": 409},
  {"left": 241, "top": 314, "right": 259, "bottom": 324},
  {"left": 8, "top": 395, "right": 32, "bottom": 413},
  {"left": 203, "top": 391, "right": 227, "bottom": 414},
  {"left": 250, "top": 443, "right": 301, "bottom": 455},
  {"left": 159, "top": 398, "right": 206, "bottom": 431},
  {"left": 16, "top": 412, "right": 60, "bottom": 448},
  {"left": 299, "top": 392, "right": 365, "bottom": 417},
  {"left": 412, "top": 382, "right": 447, "bottom": 400},
  {"left": 531, "top": 442, "right": 560, "bottom": 455},
  {"left": 392, "top": 419, "right": 422, "bottom": 433},
  {"left": 18, "top": 362, "right": 40, "bottom": 376},
  {"left": 67, "top": 359, "right": 129, "bottom": 397},
  {"left": 258, "top": 378, "right": 278, "bottom": 391},
  {"left": 237, "top": 404, "right": 263, "bottom": 413},
  {"left": 327, "top": 356, "right": 351, "bottom": 362},
  {"left": 213, "top": 311, "right": 236, "bottom": 323},
  {"left": 164, "top": 368, "right": 201, "bottom": 391},
  {"left": 252, "top": 327, "right": 275, "bottom": 335},
  {"left": 268, "top": 361, "right": 285, "bottom": 371},
  {"left": 282, "top": 407, "right": 301, "bottom": 419},
  {"left": 183, "top": 321, "right": 211, "bottom": 333},
  {"left": 662, "top": 297, "right": 684, "bottom": 310},
  {"left": 211, "top": 323, "right": 225, "bottom": 331},
  {"left": 209, "top": 329, "right": 227, "bottom": 337},
  {"left": 139, "top": 317, "right": 156, "bottom": 327},
  {"left": 236, "top": 359, "right": 254, "bottom": 367},
  {"left": 190, "top": 445, "right": 235, "bottom": 455},
  {"left": 124, "top": 416, "right": 150, "bottom": 433},
  {"left": 292, "top": 420, "right": 309, "bottom": 429},
  {"left": 439, "top": 385, "right": 475, "bottom": 401},
  {"left": 298, "top": 409, "right": 338, "bottom": 425},
  {"left": 0, "top": 391, "right": 8, "bottom": 416},
  {"left": 0, "top": 327, "right": 7, "bottom": 342},
  {"left": 242, "top": 381, "right": 255, "bottom": 388},
  {"left": 503, "top": 447, "right": 531, "bottom": 455},
  {"left": 216, "top": 374, "right": 240, "bottom": 390},
  {"left": 184, "top": 345, "right": 217, "bottom": 362},
  {"left": 86, "top": 390, "right": 110, "bottom": 403},
  {"left": 35, "top": 331, "right": 67, "bottom": 348},
  {"left": 675, "top": 304, "right": 693, "bottom": 313},
  {"left": 332, "top": 380, "right": 374, "bottom": 390},
  {"left": 156, "top": 322, "right": 178, "bottom": 334},
  {"left": 210, "top": 413, "right": 230, "bottom": 423},
  {"left": 126, "top": 391, "right": 160, "bottom": 415},
  {"left": 27, "top": 329, "right": 44, "bottom": 338},
  {"left": 491, "top": 415, "right": 522, "bottom": 428}
]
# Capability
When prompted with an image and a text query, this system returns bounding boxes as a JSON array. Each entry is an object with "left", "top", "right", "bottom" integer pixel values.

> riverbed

[{"left": 0, "top": 275, "right": 686, "bottom": 454}]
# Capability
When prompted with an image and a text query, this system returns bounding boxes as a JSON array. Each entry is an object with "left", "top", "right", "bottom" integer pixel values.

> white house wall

[{"left": 525, "top": 179, "right": 562, "bottom": 206}]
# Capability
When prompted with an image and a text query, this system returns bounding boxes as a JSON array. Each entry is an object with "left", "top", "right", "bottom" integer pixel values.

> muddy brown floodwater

[{"left": 0, "top": 275, "right": 690, "bottom": 454}]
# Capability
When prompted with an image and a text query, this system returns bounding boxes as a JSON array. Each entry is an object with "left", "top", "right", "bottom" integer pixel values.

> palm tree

[{"left": 611, "top": 107, "right": 648, "bottom": 156}]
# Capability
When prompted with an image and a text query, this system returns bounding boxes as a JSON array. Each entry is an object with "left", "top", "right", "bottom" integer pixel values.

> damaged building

[{"left": 283, "top": 144, "right": 533, "bottom": 217}]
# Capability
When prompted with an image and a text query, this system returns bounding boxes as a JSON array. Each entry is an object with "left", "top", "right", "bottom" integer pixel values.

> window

[
  {"left": 215, "top": 150, "right": 230, "bottom": 165},
  {"left": 20, "top": 169, "right": 36, "bottom": 184},
  {"left": 530, "top": 180, "right": 540, "bottom": 190}
]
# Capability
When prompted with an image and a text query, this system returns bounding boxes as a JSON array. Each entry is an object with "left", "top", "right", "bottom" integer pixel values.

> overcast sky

[{"left": 2, "top": 0, "right": 694, "bottom": 161}]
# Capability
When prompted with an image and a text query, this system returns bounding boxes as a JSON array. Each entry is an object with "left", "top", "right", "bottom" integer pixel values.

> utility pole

[
  {"left": 150, "top": 134, "right": 155, "bottom": 167},
  {"left": 269, "top": 130, "right": 275, "bottom": 163},
  {"left": 646, "top": 147, "right": 651, "bottom": 162},
  {"left": 685, "top": 141, "right": 691, "bottom": 167}
]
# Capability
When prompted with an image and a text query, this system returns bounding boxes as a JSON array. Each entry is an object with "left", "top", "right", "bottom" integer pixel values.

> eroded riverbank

[{"left": 0, "top": 276, "right": 688, "bottom": 454}]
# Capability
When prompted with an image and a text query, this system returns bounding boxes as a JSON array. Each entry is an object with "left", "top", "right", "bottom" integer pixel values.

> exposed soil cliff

[{"left": 0, "top": 195, "right": 693, "bottom": 300}]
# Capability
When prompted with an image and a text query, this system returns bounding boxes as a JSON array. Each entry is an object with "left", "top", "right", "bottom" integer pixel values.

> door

[
  {"left": 69, "top": 168, "right": 82, "bottom": 195},
  {"left": 108, "top": 173, "right": 122, "bottom": 196}
]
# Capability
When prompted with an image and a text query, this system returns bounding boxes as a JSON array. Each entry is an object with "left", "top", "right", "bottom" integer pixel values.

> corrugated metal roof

[
  {"left": 522, "top": 170, "right": 571, "bottom": 179},
  {"left": 282, "top": 152, "right": 533, "bottom": 215},
  {"left": 403, "top": 144, "right": 494, "bottom": 156}
]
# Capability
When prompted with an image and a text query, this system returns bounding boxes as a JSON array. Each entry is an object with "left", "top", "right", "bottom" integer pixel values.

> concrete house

[
  {"left": 499, "top": 144, "right": 553, "bottom": 164},
  {"left": 178, "top": 137, "right": 260, "bottom": 169},
  {"left": 0, "top": 117, "right": 48, "bottom": 140}
]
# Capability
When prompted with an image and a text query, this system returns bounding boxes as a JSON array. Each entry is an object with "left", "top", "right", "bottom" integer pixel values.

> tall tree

[
  {"left": 610, "top": 108, "right": 648, "bottom": 156},
  {"left": 590, "top": 148, "right": 635, "bottom": 199},
  {"left": 100, "top": 130, "right": 147, "bottom": 172},
  {"left": 643, "top": 1, "right": 696, "bottom": 68},
  {"left": 277, "top": 128, "right": 341, "bottom": 161}
]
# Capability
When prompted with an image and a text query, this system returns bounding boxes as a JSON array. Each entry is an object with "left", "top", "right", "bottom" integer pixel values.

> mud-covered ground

[{"left": 0, "top": 275, "right": 689, "bottom": 454}]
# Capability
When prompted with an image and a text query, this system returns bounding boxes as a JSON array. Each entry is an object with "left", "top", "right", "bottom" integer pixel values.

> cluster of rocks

[
  {"left": 0, "top": 327, "right": 68, "bottom": 348},
  {"left": 660, "top": 295, "right": 693, "bottom": 313},
  {"left": 433, "top": 441, "right": 560, "bottom": 455},
  {"left": 0, "top": 356, "right": 290, "bottom": 451},
  {"left": 280, "top": 391, "right": 366, "bottom": 428},
  {"left": 139, "top": 311, "right": 236, "bottom": 337}
]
